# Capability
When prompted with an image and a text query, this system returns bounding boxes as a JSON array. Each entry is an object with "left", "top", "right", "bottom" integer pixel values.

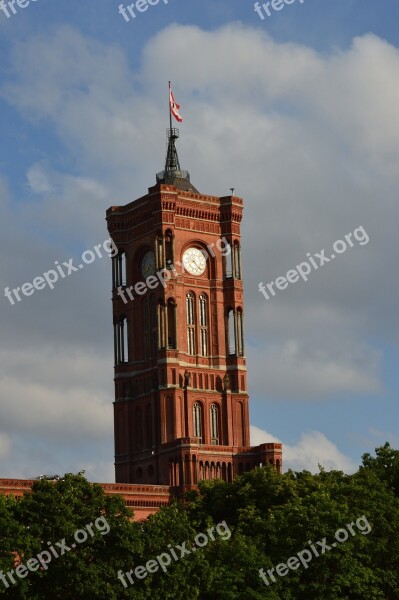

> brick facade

[{"left": 106, "top": 178, "right": 282, "bottom": 493}]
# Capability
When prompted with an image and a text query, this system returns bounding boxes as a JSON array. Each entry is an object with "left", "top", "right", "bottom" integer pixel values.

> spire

[
  {"left": 156, "top": 128, "right": 199, "bottom": 192},
  {"left": 155, "top": 83, "right": 198, "bottom": 192},
  {"left": 165, "top": 128, "right": 181, "bottom": 173}
]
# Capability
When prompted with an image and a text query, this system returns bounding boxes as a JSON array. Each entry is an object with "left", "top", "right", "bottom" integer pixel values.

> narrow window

[
  {"left": 227, "top": 309, "right": 235, "bottom": 355},
  {"left": 237, "top": 309, "right": 244, "bottom": 356},
  {"left": 233, "top": 242, "right": 241, "bottom": 279},
  {"left": 224, "top": 241, "right": 233, "bottom": 278},
  {"left": 159, "top": 302, "right": 167, "bottom": 349},
  {"left": 210, "top": 404, "right": 219, "bottom": 445},
  {"left": 112, "top": 251, "right": 126, "bottom": 288},
  {"left": 114, "top": 317, "right": 128, "bottom": 364},
  {"left": 193, "top": 402, "right": 203, "bottom": 441},
  {"left": 165, "top": 230, "right": 174, "bottom": 268},
  {"left": 186, "top": 293, "right": 196, "bottom": 355},
  {"left": 167, "top": 299, "right": 176, "bottom": 349},
  {"left": 199, "top": 294, "right": 208, "bottom": 356}
]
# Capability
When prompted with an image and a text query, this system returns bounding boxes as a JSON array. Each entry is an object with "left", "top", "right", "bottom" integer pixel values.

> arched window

[
  {"left": 186, "top": 293, "right": 196, "bottom": 355},
  {"left": 159, "top": 301, "right": 167, "bottom": 349},
  {"left": 167, "top": 299, "right": 176, "bottom": 349},
  {"left": 114, "top": 317, "right": 128, "bottom": 364},
  {"left": 227, "top": 309, "right": 235, "bottom": 355},
  {"left": 210, "top": 404, "right": 220, "bottom": 445},
  {"left": 199, "top": 294, "right": 208, "bottom": 356},
  {"left": 112, "top": 250, "right": 126, "bottom": 288},
  {"left": 156, "top": 235, "right": 164, "bottom": 270},
  {"left": 233, "top": 242, "right": 241, "bottom": 279},
  {"left": 223, "top": 241, "right": 233, "bottom": 278},
  {"left": 165, "top": 230, "right": 174, "bottom": 268},
  {"left": 237, "top": 309, "right": 244, "bottom": 356},
  {"left": 193, "top": 402, "right": 203, "bottom": 442}
]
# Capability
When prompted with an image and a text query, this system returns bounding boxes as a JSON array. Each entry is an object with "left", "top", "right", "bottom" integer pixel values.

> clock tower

[{"left": 106, "top": 127, "right": 282, "bottom": 490}]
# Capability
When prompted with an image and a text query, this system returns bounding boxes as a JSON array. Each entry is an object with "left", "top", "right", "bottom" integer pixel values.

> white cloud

[
  {"left": 251, "top": 425, "right": 357, "bottom": 473},
  {"left": 0, "top": 347, "right": 112, "bottom": 440}
]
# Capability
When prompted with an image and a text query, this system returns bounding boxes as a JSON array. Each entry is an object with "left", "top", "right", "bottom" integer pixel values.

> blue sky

[{"left": 0, "top": 0, "right": 398, "bottom": 480}]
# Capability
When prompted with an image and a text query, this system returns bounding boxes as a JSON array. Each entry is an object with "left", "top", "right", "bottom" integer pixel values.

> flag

[{"left": 169, "top": 83, "right": 183, "bottom": 123}]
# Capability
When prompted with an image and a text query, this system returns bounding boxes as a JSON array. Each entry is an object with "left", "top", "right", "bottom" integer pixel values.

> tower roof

[{"left": 156, "top": 128, "right": 199, "bottom": 193}]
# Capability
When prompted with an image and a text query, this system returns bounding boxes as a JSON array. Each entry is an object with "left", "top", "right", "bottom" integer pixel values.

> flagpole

[{"left": 168, "top": 81, "right": 172, "bottom": 131}]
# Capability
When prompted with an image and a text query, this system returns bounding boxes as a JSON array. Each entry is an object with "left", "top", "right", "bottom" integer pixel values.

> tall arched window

[
  {"left": 112, "top": 250, "right": 126, "bottom": 288},
  {"left": 165, "top": 230, "right": 174, "bottom": 268},
  {"left": 186, "top": 293, "right": 196, "bottom": 355},
  {"left": 223, "top": 241, "right": 233, "bottom": 278},
  {"left": 227, "top": 309, "right": 235, "bottom": 355},
  {"left": 114, "top": 317, "right": 128, "bottom": 364},
  {"left": 210, "top": 404, "right": 220, "bottom": 445},
  {"left": 159, "top": 301, "right": 167, "bottom": 349},
  {"left": 237, "top": 309, "right": 244, "bottom": 357},
  {"left": 199, "top": 294, "right": 208, "bottom": 356},
  {"left": 193, "top": 402, "right": 203, "bottom": 442},
  {"left": 233, "top": 242, "right": 241, "bottom": 279},
  {"left": 167, "top": 299, "right": 176, "bottom": 349}
]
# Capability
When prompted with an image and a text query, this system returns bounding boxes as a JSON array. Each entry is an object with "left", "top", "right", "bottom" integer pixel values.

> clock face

[
  {"left": 182, "top": 247, "right": 207, "bottom": 276},
  {"left": 141, "top": 251, "right": 156, "bottom": 278}
]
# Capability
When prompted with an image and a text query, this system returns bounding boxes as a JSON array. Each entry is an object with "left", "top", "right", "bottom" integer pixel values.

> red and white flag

[{"left": 169, "top": 83, "right": 183, "bottom": 123}]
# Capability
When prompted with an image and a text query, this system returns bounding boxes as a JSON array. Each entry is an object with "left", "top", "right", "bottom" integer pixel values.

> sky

[{"left": 0, "top": 0, "right": 398, "bottom": 482}]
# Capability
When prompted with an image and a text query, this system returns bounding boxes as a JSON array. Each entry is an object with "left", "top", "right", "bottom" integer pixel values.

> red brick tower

[{"left": 106, "top": 127, "right": 282, "bottom": 490}]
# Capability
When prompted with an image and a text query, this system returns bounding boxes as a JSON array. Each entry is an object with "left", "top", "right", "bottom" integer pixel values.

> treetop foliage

[{"left": 0, "top": 445, "right": 398, "bottom": 599}]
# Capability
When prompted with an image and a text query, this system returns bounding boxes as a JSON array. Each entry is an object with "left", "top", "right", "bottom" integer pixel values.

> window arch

[
  {"left": 186, "top": 293, "right": 196, "bottom": 355},
  {"left": 193, "top": 402, "right": 203, "bottom": 442},
  {"left": 199, "top": 294, "right": 208, "bottom": 356},
  {"left": 210, "top": 404, "right": 220, "bottom": 445}
]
